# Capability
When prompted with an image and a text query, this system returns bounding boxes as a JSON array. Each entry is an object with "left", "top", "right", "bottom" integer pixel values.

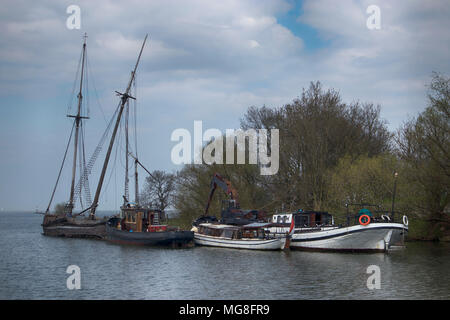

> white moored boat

[
  {"left": 269, "top": 209, "right": 408, "bottom": 253},
  {"left": 192, "top": 222, "right": 290, "bottom": 250}
]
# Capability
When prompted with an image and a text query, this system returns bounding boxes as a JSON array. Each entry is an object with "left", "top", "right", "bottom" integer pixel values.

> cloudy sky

[{"left": 0, "top": 0, "right": 449, "bottom": 211}]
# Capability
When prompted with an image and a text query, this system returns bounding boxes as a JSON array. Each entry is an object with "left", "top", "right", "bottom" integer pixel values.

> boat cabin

[
  {"left": 219, "top": 199, "right": 266, "bottom": 225},
  {"left": 197, "top": 223, "right": 274, "bottom": 240},
  {"left": 272, "top": 211, "right": 334, "bottom": 228},
  {"left": 118, "top": 205, "right": 167, "bottom": 232}
]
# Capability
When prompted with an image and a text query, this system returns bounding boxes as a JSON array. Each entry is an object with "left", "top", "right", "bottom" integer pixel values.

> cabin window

[
  {"left": 322, "top": 215, "right": 331, "bottom": 225},
  {"left": 221, "top": 229, "right": 234, "bottom": 238},
  {"left": 295, "top": 215, "right": 309, "bottom": 227},
  {"left": 315, "top": 214, "right": 322, "bottom": 225},
  {"left": 277, "top": 216, "right": 281, "bottom": 223}
]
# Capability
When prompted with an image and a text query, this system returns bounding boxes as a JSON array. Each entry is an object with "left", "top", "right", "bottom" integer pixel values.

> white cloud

[
  {"left": 0, "top": 0, "right": 448, "bottom": 210},
  {"left": 296, "top": 0, "right": 450, "bottom": 127}
]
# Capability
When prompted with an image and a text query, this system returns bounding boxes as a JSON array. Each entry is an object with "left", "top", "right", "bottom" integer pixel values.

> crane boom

[{"left": 204, "top": 173, "right": 239, "bottom": 216}]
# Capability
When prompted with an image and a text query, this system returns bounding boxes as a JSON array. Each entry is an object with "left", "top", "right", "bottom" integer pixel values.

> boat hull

[
  {"left": 194, "top": 233, "right": 287, "bottom": 250},
  {"left": 106, "top": 224, "right": 194, "bottom": 247},
  {"left": 42, "top": 215, "right": 107, "bottom": 239},
  {"left": 287, "top": 223, "right": 408, "bottom": 252}
]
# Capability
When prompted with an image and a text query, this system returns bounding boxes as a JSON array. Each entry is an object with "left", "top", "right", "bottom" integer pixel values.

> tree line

[{"left": 140, "top": 73, "right": 449, "bottom": 241}]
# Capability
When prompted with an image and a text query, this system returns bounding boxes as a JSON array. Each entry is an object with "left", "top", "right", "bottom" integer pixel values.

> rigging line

[
  {"left": 114, "top": 147, "right": 117, "bottom": 209},
  {"left": 124, "top": 99, "right": 130, "bottom": 200},
  {"left": 72, "top": 102, "right": 120, "bottom": 204},
  {"left": 45, "top": 121, "right": 76, "bottom": 214},
  {"left": 133, "top": 73, "right": 138, "bottom": 158},
  {"left": 84, "top": 50, "right": 90, "bottom": 118},
  {"left": 116, "top": 112, "right": 133, "bottom": 172},
  {"left": 78, "top": 120, "right": 91, "bottom": 210},
  {"left": 103, "top": 126, "right": 120, "bottom": 206},
  {"left": 86, "top": 54, "right": 108, "bottom": 124},
  {"left": 81, "top": 121, "right": 92, "bottom": 207},
  {"left": 78, "top": 123, "right": 84, "bottom": 210},
  {"left": 102, "top": 106, "right": 126, "bottom": 204},
  {"left": 67, "top": 48, "right": 83, "bottom": 115}
]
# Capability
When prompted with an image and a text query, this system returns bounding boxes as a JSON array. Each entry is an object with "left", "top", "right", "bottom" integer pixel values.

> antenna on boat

[
  {"left": 89, "top": 34, "right": 148, "bottom": 218},
  {"left": 390, "top": 171, "right": 398, "bottom": 222}
]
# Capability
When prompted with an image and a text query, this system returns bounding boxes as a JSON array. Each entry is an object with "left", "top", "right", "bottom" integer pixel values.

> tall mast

[
  {"left": 90, "top": 34, "right": 148, "bottom": 217},
  {"left": 124, "top": 98, "right": 130, "bottom": 204},
  {"left": 133, "top": 77, "right": 139, "bottom": 206},
  {"left": 135, "top": 157, "right": 139, "bottom": 205},
  {"left": 67, "top": 33, "right": 89, "bottom": 216}
]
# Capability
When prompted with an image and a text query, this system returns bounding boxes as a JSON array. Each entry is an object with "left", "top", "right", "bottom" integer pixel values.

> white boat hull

[
  {"left": 271, "top": 223, "right": 408, "bottom": 252},
  {"left": 194, "top": 233, "right": 287, "bottom": 250}
]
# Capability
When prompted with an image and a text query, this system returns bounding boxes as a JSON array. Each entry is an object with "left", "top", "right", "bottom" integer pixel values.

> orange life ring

[{"left": 359, "top": 214, "right": 371, "bottom": 226}]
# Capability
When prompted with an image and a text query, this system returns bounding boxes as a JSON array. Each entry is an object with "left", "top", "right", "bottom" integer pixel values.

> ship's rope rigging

[
  {"left": 46, "top": 35, "right": 118, "bottom": 215},
  {"left": 45, "top": 121, "right": 75, "bottom": 214},
  {"left": 66, "top": 48, "right": 83, "bottom": 117},
  {"left": 75, "top": 76, "right": 138, "bottom": 214},
  {"left": 97, "top": 74, "right": 141, "bottom": 209},
  {"left": 47, "top": 34, "right": 148, "bottom": 216},
  {"left": 72, "top": 103, "right": 120, "bottom": 212}
]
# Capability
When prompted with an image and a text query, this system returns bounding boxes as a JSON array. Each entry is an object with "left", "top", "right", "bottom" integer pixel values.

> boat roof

[
  {"left": 198, "top": 223, "right": 240, "bottom": 230},
  {"left": 198, "top": 222, "right": 274, "bottom": 229},
  {"left": 242, "top": 222, "right": 273, "bottom": 228}
]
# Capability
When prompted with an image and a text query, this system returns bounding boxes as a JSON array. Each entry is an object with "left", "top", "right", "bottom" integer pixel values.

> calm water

[{"left": 0, "top": 211, "right": 449, "bottom": 299}]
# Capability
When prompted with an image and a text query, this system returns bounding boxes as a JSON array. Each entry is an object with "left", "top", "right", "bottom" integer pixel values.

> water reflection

[{"left": 0, "top": 212, "right": 448, "bottom": 299}]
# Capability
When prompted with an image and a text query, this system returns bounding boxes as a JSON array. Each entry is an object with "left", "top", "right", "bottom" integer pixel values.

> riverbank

[
  {"left": 169, "top": 214, "right": 450, "bottom": 242},
  {"left": 406, "top": 217, "right": 450, "bottom": 242},
  {"left": 1, "top": 211, "right": 450, "bottom": 299}
]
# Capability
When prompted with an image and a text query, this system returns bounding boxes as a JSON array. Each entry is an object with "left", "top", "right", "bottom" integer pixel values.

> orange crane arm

[{"left": 204, "top": 173, "right": 239, "bottom": 216}]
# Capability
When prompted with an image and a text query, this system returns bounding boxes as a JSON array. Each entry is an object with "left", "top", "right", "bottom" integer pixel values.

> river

[{"left": 0, "top": 211, "right": 448, "bottom": 299}]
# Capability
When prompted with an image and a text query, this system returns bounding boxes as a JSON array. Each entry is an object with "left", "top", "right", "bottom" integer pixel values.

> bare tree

[{"left": 141, "top": 170, "right": 176, "bottom": 212}]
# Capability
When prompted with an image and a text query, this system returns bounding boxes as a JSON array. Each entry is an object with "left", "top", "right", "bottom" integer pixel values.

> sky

[{"left": 0, "top": 0, "right": 449, "bottom": 211}]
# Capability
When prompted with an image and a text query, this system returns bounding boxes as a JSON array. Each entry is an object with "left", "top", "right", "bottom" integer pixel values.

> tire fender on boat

[
  {"left": 359, "top": 214, "right": 371, "bottom": 226},
  {"left": 402, "top": 215, "right": 409, "bottom": 226},
  {"left": 381, "top": 214, "right": 391, "bottom": 222}
]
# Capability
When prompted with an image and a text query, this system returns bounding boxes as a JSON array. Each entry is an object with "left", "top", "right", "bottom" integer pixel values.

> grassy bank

[{"left": 407, "top": 217, "right": 450, "bottom": 242}]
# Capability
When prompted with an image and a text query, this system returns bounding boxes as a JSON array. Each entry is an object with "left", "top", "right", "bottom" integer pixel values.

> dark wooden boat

[
  {"left": 106, "top": 206, "right": 194, "bottom": 247},
  {"left": 43, "top": 214, "right": 107, "bottom": 239},
  {"left": 96, "top": 35, "right": 193, "bottom": 247},
  {"left": 42, "top": 34, "right": 150, "bottom": 239}
]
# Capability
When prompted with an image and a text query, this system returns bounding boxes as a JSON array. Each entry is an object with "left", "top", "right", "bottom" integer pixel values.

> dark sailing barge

[
  {"left": 101, "top": 35, "right": 193, "bottom": 247},
  {"left": 42, "top": 34, "right": 107, "bottom": 239},
  {"left": 106, "top": 205, "right": 194, "bottom": 247},
  {"left": 43, "top": 215, "right": 107, "bottom": 239}
]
